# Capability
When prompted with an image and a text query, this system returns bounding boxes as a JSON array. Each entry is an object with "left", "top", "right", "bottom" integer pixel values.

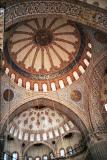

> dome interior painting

[
  {"left": 9, "top": 18, "right": 79, "bottom": 73},
  {"left": 4, "top": 16, "right": 92, "bottom": 91},
  {"left": 8, "top": 107, "right": 76, "bottom": 141}
]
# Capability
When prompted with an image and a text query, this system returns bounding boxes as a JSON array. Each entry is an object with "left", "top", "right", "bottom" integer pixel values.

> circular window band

[
  {"left": 4, "top": 25, "right": 85, "bottom": 80},
  {"left": 3, "top": 22, "right": 92, "bottom": 91}
]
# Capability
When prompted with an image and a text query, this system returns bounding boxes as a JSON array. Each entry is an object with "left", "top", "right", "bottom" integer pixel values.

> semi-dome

[{"left": 8, "top": 107, "right": 75, "bottom": 142}]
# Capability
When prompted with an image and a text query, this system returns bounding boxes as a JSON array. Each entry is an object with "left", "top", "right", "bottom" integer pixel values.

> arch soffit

[
  {"left": 1, "top": 51, "right": 107, "bottom": 136},
  {"left": 85, "top": 50, "right": 107, "bottom": 84},
  {"left": 23, "top": 141, "right": 54, "bottom": 156},
  {"left": 5, "top": 0, "right": 107, "bottom": 33},
  {"left": 56, "top": 130, "right": 82, "bottom": 146},
  {"left": 2, "top": 98, "right": 88, "bottom": 137}
]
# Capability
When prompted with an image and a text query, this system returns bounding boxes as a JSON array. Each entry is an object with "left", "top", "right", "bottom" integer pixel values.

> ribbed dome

[
  {"left": 4, "top": 16, "right": 92, "bottom": 91},
  {"left": 9, "top": 17, "right": 79, "bottom": 74}
]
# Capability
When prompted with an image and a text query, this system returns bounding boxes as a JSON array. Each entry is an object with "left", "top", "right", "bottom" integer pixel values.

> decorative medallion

[
  {"left": 3, "top": 89, "right": 14, "bottom": 101},
  {"left": 70, "top": 90, "right": 82, "bottom": 102}
]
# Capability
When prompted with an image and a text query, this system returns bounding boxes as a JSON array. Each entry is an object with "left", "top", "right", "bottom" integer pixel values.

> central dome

[
  {"left": 7, "top": 17, "right": 79, "bottom": 74},
  {"left": 4, "top": 16, "right": 92, "bottom": 91}
]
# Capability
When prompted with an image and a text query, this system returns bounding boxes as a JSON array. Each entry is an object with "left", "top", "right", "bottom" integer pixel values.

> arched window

[
  {"left": 59, "top": 80, "right": 64, "bottom": 89},
  {"left": 18, "top": 130, "right": 23, "bottom": 140},
  {"left": 49, "top": 152, "right": 54, "bottom": 159},
  {"left": 49, "top": 131, "right": 53, "bottom": 139},
  {"left": 60, "top": 148, "right": 65, "bottom": 157},
  {"left": 54, "top": 129, "right": 59, "bottom": 137},
  {"left": 51, "top": 82, "right": 56, "bottom": 91},
  {"left": 34, "top": 83, "right": 39, "bottom": 92},
  {"left": 86, "top": 51, "right": 92, "bottom": 58},
  {"left": 79, "top": 65, "right": 85, "bottom": 74},
  {"left": 9, "top": 125, "right": 15, "bottom": 134},
  {"left": 3, "top": 152, "right": 9, "bottom": 160},
  {"left": 42, "top": 83, "right": 47, "bottom": 92},
  {"left": 13, "top": 129, "right": 18, "bottom": 137},
  {"left": 74, "top": 144, "right": 78, "bottom": 153},
  {"left": 59, "top": 127, "right": 64, "bottom": 135},
  {"left": 28, "top": 157, "right": 33, "bottom": 160},
  {"left": 5, "top": 68, "right": 9, "bottom": 75},
  {"left": 73, "top": 71, "right": 79, "bottom": 80},
  {"left": 67, "top": 147, "right": 73, "bottom": 156},
  {"left": 11, "top": 73, "right": 15, "bottom": 81},
  {"left": 68, "top": 121, "right": 74, "bottom": 128},
  {"left": 24, "top": 132, "right": 29, "bottom": 141},
  {"left": 36, "top": 134, "right": 41, "bottom": 141},
  {"left": 104, "top": 103, "right": 107, "bottom": 111},
  {"left": 12, "top": 152, "right": 18, "bottom": 160},
  {"left": 84, "top": 59, "right": 89, "bottom": 66},
  {"left": 26, "top": 81, "right": 30, "bottom": 90},
  {"left": 72, "top": 147, "right": 76, "bottom": 155},
  {"left": 18, "top": 78, "right": 22, "bottom": 87},
  {"left": 35, "top": 157, "right": 41, "bottom": 160},
  {"left": 30, "top": 134, "right": 35, "bottom": 142},
  {"left": 43, "top": 133, "right": 47, "bottom": 141},
  {"left": 66, "top": 76, "right": 72, "bottom": 85},
  {"left": 24, "top": 154, "right": 27, "bottom": 160},
  {"left": 64, "top": 123, "right": 70, "bottom": 131},
  {"left": 88, "top": 43, "right": 92, "bottom": 48},
  {"left": 42, "top": 155, "right": 48, "bottom": 160}
]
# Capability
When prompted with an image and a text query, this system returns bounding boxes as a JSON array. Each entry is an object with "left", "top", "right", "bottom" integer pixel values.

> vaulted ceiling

[{"left": 0, "top": 0, "right": 107, "bottom": 149}]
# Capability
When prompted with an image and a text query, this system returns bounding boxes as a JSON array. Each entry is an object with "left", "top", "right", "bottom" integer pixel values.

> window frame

[
  {"left": 27, "top": 156, "right": 33, "bottom": 160},
  {"left": 35, "top": 156, "right": 41, "bottom": 160},
  {"left": 3, "top": 151, "right": 11, "bottom": 160},
  {"left": 49, "top": 152, "right": 55, "bottom": 159},
  {"left": 12, "top": 151, "right": 19, "bottom": 160},
  {"left": 42, "top": 154, "right": 48, "bottom": 160},
  {"left": 59, "top": 148, "right": 65, "bottom": 157},
  {"left": 66, "top": 146, "right": 73, "bottom": 156}
]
